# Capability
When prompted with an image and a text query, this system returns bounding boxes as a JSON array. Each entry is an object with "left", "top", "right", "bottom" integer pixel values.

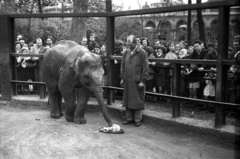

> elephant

[{"left": 41, "top": 40, "right": 112, "bottom": 126}]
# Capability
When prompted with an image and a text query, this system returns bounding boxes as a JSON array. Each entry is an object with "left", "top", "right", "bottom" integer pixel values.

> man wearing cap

[{"left": 120, "top": 35, "right": 149, "bottom": 127}]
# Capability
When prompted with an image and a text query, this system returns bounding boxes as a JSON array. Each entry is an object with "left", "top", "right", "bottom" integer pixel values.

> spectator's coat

[{"left": 121, "top": 47, "right": 149, "bottom": 109}]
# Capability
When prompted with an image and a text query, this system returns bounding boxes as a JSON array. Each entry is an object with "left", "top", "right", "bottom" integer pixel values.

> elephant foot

[
  {"left": 60, "top": 112, "right": 64, "bottom": 116},
  {"left": 65, "top": 115, "right": 74, "bottom": 122},
  {"left": 74, "top": 117, "right": 86, "bottom": 124},
  {"left": 50, "top": 112, "right": 61, "bottom": 119}
]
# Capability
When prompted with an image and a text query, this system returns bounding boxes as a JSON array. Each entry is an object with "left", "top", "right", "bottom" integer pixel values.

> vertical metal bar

[
  {"left": 172, "top": 64, "right": 181, "bottom": 117},
  {"left": 0, "top": 15, "right": 13, "bottom": 101},
  {"left": 187, "top": 0, "right": 192, "bottom": 45},
  {"left": 215, "top": 6, "right": 229, "bottom": 127},
  {"left": 106, "top": 0, "right": 114, "bottom": 105}
]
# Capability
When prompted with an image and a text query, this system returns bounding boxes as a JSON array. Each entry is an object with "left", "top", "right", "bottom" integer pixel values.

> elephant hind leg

[
  {"left": 58, "top": 93, "right": 64, "bottom": 116},
  {"left": 74, "top": 87, "right": 90, "bottom": 124}
]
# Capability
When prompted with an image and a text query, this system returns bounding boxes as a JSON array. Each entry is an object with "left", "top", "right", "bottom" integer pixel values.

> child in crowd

[
  {"left": 203, "top": 72, "right": 216, "bottom": 101},
  {"left": 178, "top": 41, "right": 188, "bottom": 59},
  {"left": 154, "top": 46, "right": 169, "bottom": 96},
  {"left": 186, "top": 46, "right": 194, "bottom": 58},
  {"left": 175, "top": 43, "right": 180, "bottom": 57},
  {"left": 185, "top": 64, "right": 200, "bottom": 99},
  {"left": 92, "top": 44, "right": 101, "bottom": 55},
  {"left": 161, "top": 43, "right": 178, "bottom": 95},
  {"left": 202, "top": 72, "right": 216, "bottom": 111},
  {"left": 164, "top": 42, "right": 178, "bottom": 66}
]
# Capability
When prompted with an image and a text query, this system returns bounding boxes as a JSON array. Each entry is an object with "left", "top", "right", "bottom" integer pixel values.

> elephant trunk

[{"left": 91, "top": 83, "right": 113, "bottom": 127}]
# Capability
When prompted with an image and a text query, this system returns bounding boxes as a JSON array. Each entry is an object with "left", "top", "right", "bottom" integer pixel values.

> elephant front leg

[
  {"left": 49, "top": 91, "right": 62, "bottom": 119},
  {"left": 58, "top": 71, "right": 76, "bottom": 122},
  {"left": 62, "top": 94, "right": 76, "bottom": 122},
  {"left": 74, "top": 87, "right": 90, "bottom": 124}
]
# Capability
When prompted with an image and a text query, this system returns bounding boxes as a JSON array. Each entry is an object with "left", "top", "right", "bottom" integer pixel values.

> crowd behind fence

[{"left": 8, "top": 33, "right": 240, "bottom": 112}]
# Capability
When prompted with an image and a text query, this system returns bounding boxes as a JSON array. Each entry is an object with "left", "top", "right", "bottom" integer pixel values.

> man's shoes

[
  {"left": 123, "top": 120, "right": 134, "bottom": 125},
  {"left": 135, "top": 121, "right": 142, "bottom": 127}
]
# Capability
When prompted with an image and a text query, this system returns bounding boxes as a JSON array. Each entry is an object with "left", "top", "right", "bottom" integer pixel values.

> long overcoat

[{"left": 121, "top": 47, "right": 149, "bottom": 109}]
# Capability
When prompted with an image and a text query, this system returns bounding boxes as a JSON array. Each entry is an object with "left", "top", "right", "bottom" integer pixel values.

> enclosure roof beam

[
  {"left": 110, "top": 0, "right": 240, "bottom": 17},
  {"left": 7, "top": 0, "right": 239, "bottom": 18},
  {"left": 8, "top": 12, "right": 110, "bottom": 18}
]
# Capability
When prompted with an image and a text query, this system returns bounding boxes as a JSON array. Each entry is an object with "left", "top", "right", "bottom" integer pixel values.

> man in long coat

[{"left": 120, "top": 35, "right": 149, "bottom": 127}]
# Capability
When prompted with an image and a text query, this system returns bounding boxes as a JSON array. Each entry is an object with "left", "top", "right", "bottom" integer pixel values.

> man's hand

[
  {"left": 198, "top": 67, "right": 204, "bottom": 71},
  {"left": 151, "top": 62, "right": 156, "bottom": 66},
  {"left": 120, "top": 80, "right": 124, "bottom": 87},
  {"left": 139, "top": 82, "right": 144, "bottom": 89},
  {"left": 210, "top": 67, "right": 216, "bottom": 71}
]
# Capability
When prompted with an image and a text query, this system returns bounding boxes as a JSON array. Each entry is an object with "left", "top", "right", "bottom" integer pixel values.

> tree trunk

[
  {"left": 27, "top": 1, "right": 35, "bottom": 42},
  {"left": 196, "top": 0, "right": 205, "bottom": 42},
  {"left": 70, "top": 0, "right": 89, "bottom": 44}
]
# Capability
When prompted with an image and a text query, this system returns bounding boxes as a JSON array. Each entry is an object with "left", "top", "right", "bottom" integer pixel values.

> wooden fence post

[
  {"left": 106, "top": 0, "right": 114, "bottom": 105},
  {"left": 39, "top": 57, "right": 45, "bottom": 99},
  {"left": 172, "top": 63, "right": 181, "bottom": 117},
  {"left": 215, "top": 6, "right": 229, "bottom": 127},
  {"left": 0, "top": 15, "right": 13, "bottom": 101}
]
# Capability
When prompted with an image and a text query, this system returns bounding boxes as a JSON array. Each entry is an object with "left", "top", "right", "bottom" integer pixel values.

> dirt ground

[{"left": 0, "top": 102, "right": 239, "bottom": 159}]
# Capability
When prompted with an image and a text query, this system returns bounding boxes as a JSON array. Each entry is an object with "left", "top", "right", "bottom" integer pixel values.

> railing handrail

[
  {"left": 11, "top": 53, "right": 44, "bottom": 57},
  {"left": 11, "top": 53, "right": 240, "bottom": 66},
  {"left": 104, "top": 86, "right": 240, "bottom": 107}
]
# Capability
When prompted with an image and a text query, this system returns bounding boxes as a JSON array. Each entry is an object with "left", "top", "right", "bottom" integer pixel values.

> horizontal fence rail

[
  {"left": 11, "top": 80, "right": 45, "bottom": 85},
  {"left": 103, "top": 86, "right": 240, "bottom": 107},
  {"left": 9, "top": 54, "right": 240, "bottom": 66},
  {"left": 11, "top": 53, "right": 44, "bottom": 57}
]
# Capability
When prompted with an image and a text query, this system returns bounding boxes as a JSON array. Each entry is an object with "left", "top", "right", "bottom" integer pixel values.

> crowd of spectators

[
  {"left": 15, "top": 34, "right": 49, "bottom": 92},
  {"left": 15, "top": 33, "right": 107, "bottom": 93},
  {"left": 111, "top": 36, "right": 240, "bottom": 107},
  {"left": 14, "top": 33, "right": 240, "bottom": 106}
]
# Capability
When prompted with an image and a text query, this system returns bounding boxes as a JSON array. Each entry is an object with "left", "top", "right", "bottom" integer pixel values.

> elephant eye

[{"left": 83, "top": 74, "right": 90, "bottom": 79}]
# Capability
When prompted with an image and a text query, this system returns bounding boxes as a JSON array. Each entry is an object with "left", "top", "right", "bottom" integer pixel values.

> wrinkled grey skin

[{"left": 42, "top": 40, "right": 112, "bottom": 126}]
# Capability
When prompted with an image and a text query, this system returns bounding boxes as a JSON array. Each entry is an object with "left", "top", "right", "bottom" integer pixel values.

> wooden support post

[
  {"left": 106, "top": 0, "right": 114, "bottom": 105},
  {"left": 9, "top": 18, "right": 17, "bottom": 96},
  {"left": 0, "top": 15, "right": 13, "bottom": 101},
  {"left": 172, "top": 64, "right": 181, "bottom": 117},
  {"left": 39, "top": 57, "right": 45, "bottom": 99},
  {"left": 215, "top": 7, "right": 229, "bottom": 127}
]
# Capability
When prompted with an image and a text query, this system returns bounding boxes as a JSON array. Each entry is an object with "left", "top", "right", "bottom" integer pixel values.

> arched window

[
  {"left": 176, "top": 20, "right": 187, "bottom": 41},
  {"left": 157, "top": 21, "right": 171, "bottom": 40},
  {"left": 145, "top": 21, "right": 155, "bottom": 29}
]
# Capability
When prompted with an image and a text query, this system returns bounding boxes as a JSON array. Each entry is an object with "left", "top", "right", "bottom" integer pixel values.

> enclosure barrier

[{"left": 0, "top": 0, "right": 240, "bottom": 128}]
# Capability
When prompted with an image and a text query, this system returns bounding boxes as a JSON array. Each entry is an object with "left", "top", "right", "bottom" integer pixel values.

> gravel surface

[{"left": 0, "top": 102, "right": 239, "bottom": 159}]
